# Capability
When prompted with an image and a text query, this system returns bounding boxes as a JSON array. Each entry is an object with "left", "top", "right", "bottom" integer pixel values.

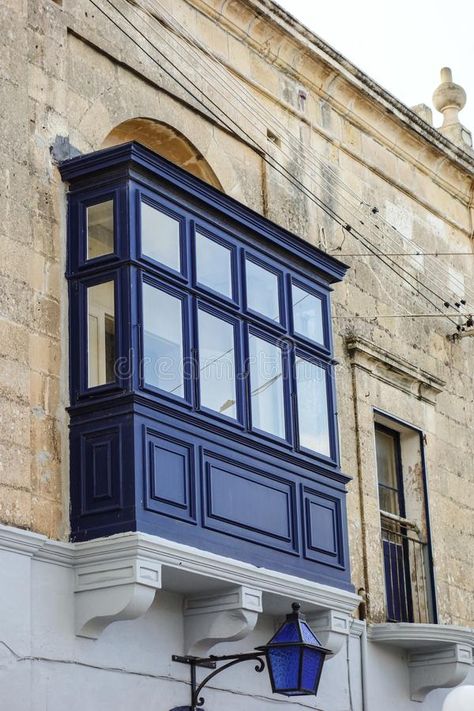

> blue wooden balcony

[{"left": 60, "top": 142, "right": 353, "bottom": 592}]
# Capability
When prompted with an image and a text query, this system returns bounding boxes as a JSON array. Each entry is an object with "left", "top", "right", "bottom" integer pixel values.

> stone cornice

[
  {"left": 193, "top": 0, "right": 474, "bottom": 180},
  {"left": 369, "top": 623, "right": 474, "bottom": 701},
  {"left": 368, "top": 622, "right": 474, "bottom": 649},
  {"left": 72, "top": 531, "right": 360, "bottom": 615},
  {"left": 346, "top": 336, "right": 446, "bottom": 405},
  {"left": 0, "top": 525, "right": 47, "bottom": 557},
  {"left": 0, "top": 524, "right": 360, "bottom": 624}
]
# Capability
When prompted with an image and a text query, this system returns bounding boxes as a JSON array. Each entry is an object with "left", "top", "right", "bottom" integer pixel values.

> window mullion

[{"left": 288, "top": 341, "right": 297, "bottom": 449}]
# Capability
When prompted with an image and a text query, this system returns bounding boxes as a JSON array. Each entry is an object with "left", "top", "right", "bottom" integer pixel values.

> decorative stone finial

[{"left": 432, "top": 67, "right": 472, "bottom": 151}]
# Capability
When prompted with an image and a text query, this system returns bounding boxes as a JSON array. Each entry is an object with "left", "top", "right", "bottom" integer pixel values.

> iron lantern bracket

[{"left": 171, "top": 651, "right": 266, "bottom": 711}]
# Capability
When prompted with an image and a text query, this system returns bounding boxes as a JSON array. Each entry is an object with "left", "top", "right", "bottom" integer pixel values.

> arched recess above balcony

[{"left": 102, "top": 118, "right": 223, "bottom": 190}]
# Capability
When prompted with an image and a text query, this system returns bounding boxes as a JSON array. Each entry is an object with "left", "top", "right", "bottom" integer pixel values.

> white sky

[{"left": 276, "top": 0, "right": 474, "bottom": 134}]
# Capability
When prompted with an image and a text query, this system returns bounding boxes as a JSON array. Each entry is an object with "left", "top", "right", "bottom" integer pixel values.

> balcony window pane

[
  {"left": 292, "top": 285, "right": 324, "bottom": 345},
  {"left": 143, "top": 284, "right": 184, "bottom": 397},
  {"left": 375, "top": 429, "right": 400, "bottom": 515},
  {"left": 246, "top": 260, "right": 280, "bottom": 322},
  {"left": 87, "top": 200, "right": 114, "bottom": 259},
  {"left": 296, "top": 357, "right": 330, "bottom": 455},
  {"left": 198, "top": 310, "right": 236, "bottom": 418},
  {"left": 87, "top": 281, "right": 115, "bottom": 387},
  {"left": 249, "top": 335, "right": 285, "bottom": 438},
  {"left": 196, "top": 232, "right": 232, "bottom": 297},
  {"left": 141, "top": 202, "right": 181, "bottom": 271}
]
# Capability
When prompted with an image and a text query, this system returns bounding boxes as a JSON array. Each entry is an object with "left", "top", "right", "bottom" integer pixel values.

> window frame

[
  {"left": 246, "top": 323, "right": 292, "bottom": 447},
  {"left": 69, "top": 173, "right": 341, "bottom": 467},
  {"left": 243, "top": 251, "right": 287, "bottom": 330},
  {"left": 75, "top": 269, "right": 124, "bottom": 397},
  {"left": 374, "top": 423, "right": 406, "bottom": 518},
  {"left": 194, "top": 299, "right": 245, "bottom": 428},
  {"left": 75, "top": 187, "right": 124, "bottom": 271},
  {"left": 137, "top": 188, "right": 188, "bottom": 282},
  {"left": 373, "top": 410, "right": 438, "bottom": 625},
  {"left": 289, "top": 275, "right": 332, "bottom": 356},
  {"left": 192, "top": 221, "right": 239, "bottom": 307},
  {"left": 292, "top": 347, "right": 336, "bottom": 462},
  {"left": 138, "top": 271, "right": 193, "bottom": 406}
]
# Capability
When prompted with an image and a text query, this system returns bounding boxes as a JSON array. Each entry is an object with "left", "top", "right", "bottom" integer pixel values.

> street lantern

[
  {"left": 171, "top": 602, "right": 330, "bottom": 710},
  {"left": 258, "top": 602, "right": 330, "bottom": 696}
]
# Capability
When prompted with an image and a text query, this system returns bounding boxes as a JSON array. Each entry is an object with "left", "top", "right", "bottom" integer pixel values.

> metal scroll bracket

[{"left": 170, "top": 652, "right": 266, "bottom": 711}]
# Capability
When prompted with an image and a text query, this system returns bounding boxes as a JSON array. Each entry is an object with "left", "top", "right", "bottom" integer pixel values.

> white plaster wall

[
  {"left": 366, "top": 643, "right": 474, "bottom": 711},
  {"left": 0, "top": 541, "right": 471, "bottom": 711}
]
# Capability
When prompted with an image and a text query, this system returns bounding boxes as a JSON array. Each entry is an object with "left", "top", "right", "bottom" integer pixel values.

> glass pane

[
  {"left": 87, "top": 200, "right": 114, "bottom": 259},
  {"left": 375, "top": 430, "right": 400, "bottom": 515},
  {"left": 198, "top": 310, "right": 236, "bottom": 418},
  {"left": 246, "top": 259, "right": 280, "bottom": 322},
  {"left": 249, "top": 335, "right": 285, "bottom": 438},
  {"left": 87, "top": 281, "right": 115, "bottom": 387},
  {"left": 301, "top": 648, "right": 324, "bottom": 692},
  {"left": 142, "top": 284, "right": 184, "bottom": 397},
  {"left": 292, "top": 284, "right": 324, "bottom": 344},
  {"left": 196, "top": 232, "right": 232, "bottom": 298},
  {"left": 141, "top": 202, "right": 180, "bottom": 271},
  {"left": 268, "top": 647, "right": 300, "bottom": 693},
  {"left": 296, "top": 357, "right": 330, "bottom": 455}
]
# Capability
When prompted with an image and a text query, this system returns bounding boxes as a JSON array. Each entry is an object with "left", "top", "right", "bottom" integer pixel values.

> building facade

[{"left": 0, "top": 0, "right": 473, "bottom": 709}]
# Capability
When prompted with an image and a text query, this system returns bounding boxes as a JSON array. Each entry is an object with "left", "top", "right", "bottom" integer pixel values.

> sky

[{"left": 276, "top": 0, "right": 474, "bottom": 134}]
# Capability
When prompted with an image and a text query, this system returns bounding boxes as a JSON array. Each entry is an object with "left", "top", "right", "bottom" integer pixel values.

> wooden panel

[
  {"left": 303, "top": 487, "right": 345, "bottom": 569},
  {"left": 144, "top": 427, "right": 196, "bottom": 523},
  {"left": 81, "top": 427, "right": 122, "bottom": 515},
  {"left": 203, "top": 454, "right": 298, "bottom": 554}
]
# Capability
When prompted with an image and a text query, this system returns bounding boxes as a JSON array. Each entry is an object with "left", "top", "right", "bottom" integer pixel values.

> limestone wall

[{"left": 0, "top": 0, "right": 473, "bottom": 626}]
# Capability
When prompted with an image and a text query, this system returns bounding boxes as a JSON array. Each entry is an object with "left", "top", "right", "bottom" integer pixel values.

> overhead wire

[
  {"left": 91, "top": 0, "right": 465, "bottom": 326},
  {"left": 194, "top": 0, "right": 473, "bottom": 304},
  {"left": 101, "top": 0, "right": 464, "bottom": 316},
  {"left": 137, "top": 0, "right": 472, "bottom": 317}
]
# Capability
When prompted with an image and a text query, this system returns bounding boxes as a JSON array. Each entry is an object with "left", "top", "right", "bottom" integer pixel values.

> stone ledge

[
  {"left": 346, "top": 336, "right": 446, "bottom": 405},
  {"left": 368, "top": 622, "right": 474, "bottom": 649},
  {"left": 0, "top": 524, "right": 360, "bottom": 642},
  {"left": 369, "top": 623, "right": 474, "bottom": 702},
  {"left": 69, "top": 531, "right": 360, "bottom": 616}
]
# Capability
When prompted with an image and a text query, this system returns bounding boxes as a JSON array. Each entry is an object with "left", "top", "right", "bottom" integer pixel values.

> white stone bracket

[
  {"left": 306, "top": 609, "right": 352, "bottom": 657},
  {"left": 183, "top": 586, "right": 263, "bottom": 656},
  {"left": 408, "top": 644, "right": 473, "bottom": 702},
  {"left": 74, "top": 555, "right": 162, "bottom": 639}
]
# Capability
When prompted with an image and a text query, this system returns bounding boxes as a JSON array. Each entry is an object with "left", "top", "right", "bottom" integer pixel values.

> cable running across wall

[
  {"left": 192, "top": 0, "right": 473, "bottom": 302},
  {"left": 141, "top": 0, "right": 472, "bottom": 312},
  {"left": 136, "top": 0, "right": 473, "bottom": 315},
  {"left": 96, "top": 0, "right": 463, "bottom": 322},
  {"left": 91, "top": 0, "right": 468, "bottom": 327}
]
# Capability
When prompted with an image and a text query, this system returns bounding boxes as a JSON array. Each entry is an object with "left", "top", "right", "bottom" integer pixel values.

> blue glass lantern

[{"left": 258, "top": 602, "right": 330, "bottom": 697}]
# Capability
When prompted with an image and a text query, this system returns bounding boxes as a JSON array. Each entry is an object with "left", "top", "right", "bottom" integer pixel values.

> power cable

[
  {"left": 91, "top": 0, "right": 461, "bottom": 326},
  {"left": 195, "top": 0, "right": 473, "bottom": 301},
  {"left": 138, "top": 0, "right": 472, "bottom": 315},
  {"left": 145, "top": 0, "right": 472, "bottom": 311}
]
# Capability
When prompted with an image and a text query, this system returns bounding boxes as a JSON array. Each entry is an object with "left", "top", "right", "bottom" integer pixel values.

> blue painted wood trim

[{"left": 60, "top": 142, "right": 348, "bottom": 283}]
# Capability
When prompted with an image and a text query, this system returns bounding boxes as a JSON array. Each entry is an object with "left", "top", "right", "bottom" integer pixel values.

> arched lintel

[{"left": 102, "top": 117, "right": 223, "bottom": 190}]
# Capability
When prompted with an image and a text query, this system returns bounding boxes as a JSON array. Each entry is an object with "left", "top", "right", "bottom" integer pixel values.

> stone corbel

[
  {"left": 306, "top": 609, "right": 352, "bottom": 657},
  {"left": 74, "top": 555, "right": 162, "bottom": 639},
  {"left": 183, "top": 586, "right": 263, "bottom": 656},
  {"left": 408, "top": 644, "right": 473, "bottom": 702}
]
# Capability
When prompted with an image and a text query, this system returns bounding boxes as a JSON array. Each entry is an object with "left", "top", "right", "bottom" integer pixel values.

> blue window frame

[
  {"left": 62, "top": 143, "right": 353, "bottom": 591},
  {"left": 73, "top": 190, "right": 339, "bottom": 459}
]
